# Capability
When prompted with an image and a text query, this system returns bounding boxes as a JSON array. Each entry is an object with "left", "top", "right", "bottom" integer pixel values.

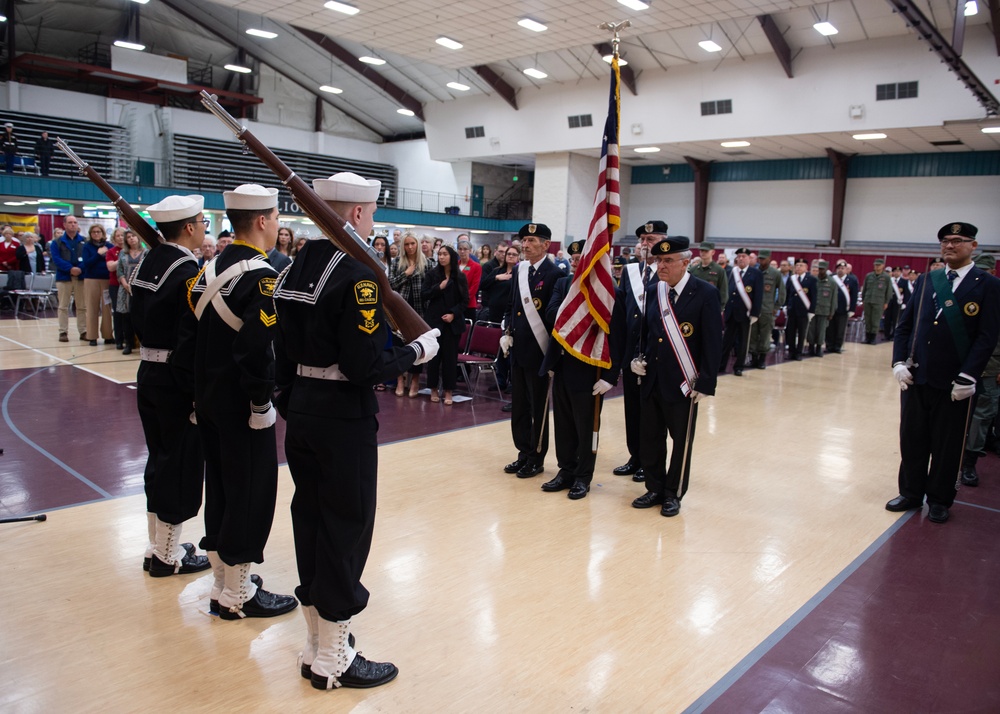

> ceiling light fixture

[
  {"left": 813, "top": 21, "right": 838, "bottom": 36},
  {"left": 225, "top": 64, "right": 253, "bottom": 74},
  {"left": 447, "top": 81, "right": 470, "bottom": 91},
  {"left": 397, "top": 108, "right": 415, "bottom": 116},
  {"left": 853, "top": 133, "right": 887, "bottom": 140},
  {"left": 523, "top": 67, "right": 548, "bottom": 79},
  {"left": 436, "top": 37, "right": 463, "bottom": 50},
  {"left": 617, "top": 0, "right": 650, "bottom": 10},
  {"left": 246, "top": 28, "right": 277, "bottom": 39},
  {"left": 359, "top": 55, "right": 386, "bottom": 65},
  {"left": 518, "top": 18, "right": 548, "bottom": 32},
  {"left": 0, "top": 15, "right": 6, "bottom": 21},
  {"left": 981, "top": 126, "right": 1000, "bottom": 134},
  {"left": 634, "top": 147, "right": 660, "bottom": 153},
  {"left": 964, "top": 1, "right": 978, "bottom": 16},
  {"left": 698, "top": 40, "right": 722, "bottom": 52},
  {"left": 319, "top": 85, "right": 343, "bottom": 94},
  {"left": 603, "top": 54, "right": 628, "bottom": 66},
  {"left": 114, "top": 40, "right": 146, "bottom": 51},
  {"left": 721, "top": 141, "right": 751, "bottom": 148},
  {"left": 130, "top": 0, "right": 149, "bottom": 4},
  {"left": 324, "top": 1, "right": 360, "bottom": 15},
  {"left": 471, "top": 230, "right": 490, "bottom": 234}
]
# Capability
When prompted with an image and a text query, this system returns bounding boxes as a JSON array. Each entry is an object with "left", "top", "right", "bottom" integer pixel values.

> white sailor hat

[
  {"left": 223, "top": 183, "right": 279, "bottom": 210},
  {"left": 147, "top": 194, "right": 204, "bottom": 224},
  {"left": 313, "top": 172, "right": 381, "bottom": 203}
]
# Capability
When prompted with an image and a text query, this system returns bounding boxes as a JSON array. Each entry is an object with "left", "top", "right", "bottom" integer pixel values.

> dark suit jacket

[
  {"left": 541, "top": 274, "right": 622, "bottom": 386},
  {"left": 641, "top": 276, "right": 723, "bottom": 402},
  {"left": 723, "top": 266, "right": 764, "bottom": 322},
  {"left": 893, "top": 267, "right": 1000, "bottom": 389},
  {"left": 785, "top": 273, "right": 818, "bottom": 317},
  {"left": 614, "top": 261, "right": 658, "bottom": 366},
  {"left": 504, "top": 258, "right": 558, "bottom": 371},
  {"left": 422, "top": 269, "right": 469, "bottom": 336},
  {"left": 832, "top": 275, "right": 859, "bottom": 315},
  {"left": 888, "top": 278, "right": 911, "bottom": 307}
]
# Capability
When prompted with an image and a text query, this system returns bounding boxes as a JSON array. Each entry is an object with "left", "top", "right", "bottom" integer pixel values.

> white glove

[
  {"left": 690, "top": 390, "right": 707, "bottom": 404},
  {"left": 630, "top": 358, "right": 647, "bottom": 376},
  {"left": 499, "top": 333, "right": 513, "bottom": 356},
  {"left": 952, "top": 376, "right": 976, "bottom": 401},
  {"left": 248, "top": 402, "right": 276, "bottom": 430},
  {"left": 592, "top": 379, "right": 613, "bottom": 395},
  {"left": 892, "top": 363, "right": 913, "bottom": 391},
  {"left": 750, "top": 316, "right": 758, "bottom": 325},
  {"left": 189, "top": 410, "right": 197, "bottom": 425},
  {"left": 409, "top": 328, "right": 441, "bottom": 365}
]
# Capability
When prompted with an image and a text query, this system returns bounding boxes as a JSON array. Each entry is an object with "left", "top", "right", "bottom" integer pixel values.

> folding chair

[
  {"left": 14, "top": 273, "right": 55, "bottom": 316},
  {"left": 458, "top": 321, "right": 504, "bottom": 400},
  {"left": 0, "top": 273, "right": 11, "bottom": 310},
  {"left": 846, "top": 303, "right": 865, "bottom": 342}
]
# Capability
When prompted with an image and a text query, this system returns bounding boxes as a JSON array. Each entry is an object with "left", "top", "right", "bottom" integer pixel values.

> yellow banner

[{"left": 0, "top": 213, "right": 40, "bottom": 233}]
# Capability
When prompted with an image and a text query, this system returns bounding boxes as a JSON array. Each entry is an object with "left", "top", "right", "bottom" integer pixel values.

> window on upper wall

[
  {"left": 567, "top": 114, "right": 593, "bottom": 129},
  {"left": 465, "top": 126, "right": 485, "bottom": 139},
  {"left": 701, "top": 99, "right": 732, "bottom": 116},
  {"left": 876, "top": 82, "right": 918, "bottom": 101}
]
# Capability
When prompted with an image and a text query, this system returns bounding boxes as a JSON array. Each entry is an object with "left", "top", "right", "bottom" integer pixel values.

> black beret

[
  {"left": 734, "top": 247, "right": 751, "bottom": 255},
  {"left": 651, "top": 236, "right": 690, "bottom": 255},
  {"left": 567, "top": 240, "right": 585, "bottom": 256},
  {"left": 612, "top": 255, "right": 626, "bottom": 266},
  {"left": 636, "top": 220, "right": 668, "bottom": 238},
  {"left": 518, "top": 223, "right": 552, "bottom": 240},
  {"left": 937, "top": 222, "right": 978, "bottom": 241}
]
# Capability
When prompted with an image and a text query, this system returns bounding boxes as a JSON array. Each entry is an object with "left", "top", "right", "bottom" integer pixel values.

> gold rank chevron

[{"left": 259, "top": 310, "right": 277, "bottom": 327}]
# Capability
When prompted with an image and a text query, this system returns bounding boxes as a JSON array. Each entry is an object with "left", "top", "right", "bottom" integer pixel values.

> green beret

[
  {"left": 817, "top": 260, "right": 829, "bottom": 269},
  {"left": 974, "top": 253, "right": 996, "bottom": 270}
]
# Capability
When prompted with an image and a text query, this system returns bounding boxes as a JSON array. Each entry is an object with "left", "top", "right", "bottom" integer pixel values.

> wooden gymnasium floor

[{"left": 1, "top": 313, "right": 998, "bottom": 712}]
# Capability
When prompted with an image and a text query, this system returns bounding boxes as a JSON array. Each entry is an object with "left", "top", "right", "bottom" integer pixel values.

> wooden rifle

[
  {"left": 55, "top": 138, "right": 163, "bottom": 247},
  {"left": 198, "top": 90, "right": 430, "bottom": 341}
]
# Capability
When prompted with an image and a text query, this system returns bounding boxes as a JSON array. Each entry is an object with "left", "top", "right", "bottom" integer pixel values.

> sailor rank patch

[
  {"left": 259, "top": 277, "right": 276, "bottom": 297},
  {"left": 964, "top": 301, "right": 980, "bottom": 316},
  {"left": 680, "top": 322, "right": 694, "bottom": 337},
  {"left": 354, "top": 280, "right": 378, "bottom": 305},
  {"left": 259, "top": 310, "right": 276, "bottom": 327},
  {"left": 358, "top": 308, "right": 379, "bottom": 334}
]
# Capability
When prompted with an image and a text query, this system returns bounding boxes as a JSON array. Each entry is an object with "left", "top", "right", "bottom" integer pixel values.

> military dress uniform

[
  {"left": 632, "top": 236, "right": 723, "bottom": 517},
  {"left": 748, "top": 251, "right": 785, "bottom": 369},
  {"left": 503, "top": 224, "right": 559, "bottom": 477},
  {"left": 719, "top": 252, "right": 763, "bottom": 375},
  {"left": 884, "top": 275, "right": 911, "bottom": 340},
  {"left": 688, "top": 240, "right": 728, "bottom": 312},
  {"left": 806, "top": 262, "right": 837, "bottom": 356},
  {"left": 826, "top": 266, "right": 859, "bottom": 353},
  {"left": 862, "top": 262, "right": 892, "bottom": 343},
  {"left": 889, "top": 222, "right": 1000, "bottom": 523},
  {"left": 785, "top": 268, "right": 817, "bottom": 360},
  {"left": 131, "top": 195, "right": 210, "bottom": 578},
  {"left": 540, "top": 265, "right": 623, "bottom": 500}
]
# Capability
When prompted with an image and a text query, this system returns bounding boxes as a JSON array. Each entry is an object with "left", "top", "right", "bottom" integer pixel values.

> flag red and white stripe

[{"left": 551, "top": 57, "right": 621, "bottom": 368}]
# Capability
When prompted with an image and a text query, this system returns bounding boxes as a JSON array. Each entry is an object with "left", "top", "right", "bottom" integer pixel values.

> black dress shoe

[
  {"left": 218, "top": 587, "right": 298, "bottom": 620},
  {"left": 148, "top": 545, "right": 211, "bottom": 577},
  {"left": 632, "top": 491, "right": 664, "bottom": 509},
  {"left": 122, "top": 346, "right": 132, "bottom": 355},
  {"left": 567, "top": 482, "right": 589, "bottom": 500},
  {"left": 632, "top": 469, "right": 645, "bottom": 483},
  {"left": 501, "top": 402, "right": 513, "bottom": 413},
  {"left": 733, "top": 368, "right": 743, "bottom": 376},
  {"left": 504, "top": 458, "right": 526, "bottom": 473},
  {"left": 211, "top": 574, "right": 264, "bottom": 614},
  {"left": 300, "top": 633, "right": 356, "bottom": 679},
  {"left": 660, "top": 497, "right": 681, "bottom": 517},
  {"left": 311, "top": 653, "right": 398, "bottom": 690},
  {"left": 516, "top": 463, "right": 544, "bottom": 478},
  {"left": 612, "top": 462, "right": 639, "bottom": 476},
  {"left": 928, "top": 504, "right": 950, "bottom": 523},
  {"left": 793, "top": 354, "right": 803, "bottom": 361},
  {"left": 541, "top": 475, "right": 571, "bottom": 492},
  {"left": 144, "top": 542, "right": 198, "bottom": 572},
  {"left": 88, "top": 339, "right": 97, "bottom": 346},
  {"left": 885, "top": 495, "right": 923, "bottom": 512},
  {"left": 960, "top": 465, "right": 979, "bottom": 487}
]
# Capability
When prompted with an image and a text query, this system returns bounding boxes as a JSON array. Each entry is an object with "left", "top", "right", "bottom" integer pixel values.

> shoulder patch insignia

[
  {"left": 358, "top": 308, "right": 379, "bottom": 334},
  {"left": 680, "top": 322, "right": 694, "bottom": 337},
  {"left": 355, "top": 280, "right": 378, "bottom": 305},
  {"left": 964, "top": 302, "right": 980, "bottom": 316},
  {"left": 764, "top": 284, "right": 772, "bottom": 292},
  {"left": 259, "top": 310, "right": 276, "bottom": 327},
  {"left": 259, "top": 277, "right": 276, "bottom": 297}
]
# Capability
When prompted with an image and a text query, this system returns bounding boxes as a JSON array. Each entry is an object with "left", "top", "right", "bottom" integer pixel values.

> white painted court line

[{"left": 0, "top": 333, "right": 127, "bottom": 384}]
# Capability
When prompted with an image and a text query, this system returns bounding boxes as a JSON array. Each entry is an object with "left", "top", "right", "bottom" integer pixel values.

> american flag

[{"left": 551, "top": 56, "right": 620, "bottom": 368}]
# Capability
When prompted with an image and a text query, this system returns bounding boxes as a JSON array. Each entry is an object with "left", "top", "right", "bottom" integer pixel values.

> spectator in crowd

[
  {"left": 35, "top": 130, "right": 55, "bottom": 176},
  {"left": 52, "top": 216, "right": 87, "bottom": 342},
  {"left": 456, "top": 237, "right": 482, "bottom": 322},
  {"left": 389, "top": 231, "right": 431, "bottom": 398},
  {"left": 388, "top": 242, "right": 399, "bottom": 260},
  {"left": 15, "top": 231, "right": 44, "bottom": 274},
  {"left": 481, "top": 245, "right": 517, "bottom": 391},
  {"left": 0, "top": 225, "right": 20, "bottom": 270},
  {"left": 422, "top": 245, "right": 468, "bottom": 405},
  {"left": 216, "top": 230, "right": 233, "bottom": 253},
  {"left": 291, "top": 235, "right": 308, "bottom": 259},
  {"left": 478, "top": 243, "right": 492, "bottom": 265},
  {"left": 553, "top": 250, "right": 570, "bottom": 273},
  {"left": 82, "top": 223, "right": 114, "bottom": 346},
  {"left": 420, "top": 236, "right": 436, "bottom": 266},
  {"left": 199, "top": 235, "right": 216, "bottom": 267},
  {"left": 116, "top": 230, "right": 147, "bottom": 355},
  {"left": 482, "top": 241, "right": 506, "bottom": 280},
  {"left": 371, "top": 235, "right": 390, "bottom": 272},
  {"left": 106, "top": 227, "right": 126, "bottom": 348},
  {"left": 275, "top": 227, "right": 294, "bottom": 259},
  {"left": 3, "top": 123, "right": 18, "bottom": 174}
]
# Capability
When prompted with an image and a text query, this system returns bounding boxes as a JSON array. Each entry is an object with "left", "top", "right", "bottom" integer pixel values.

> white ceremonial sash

[
  {"left": 626, "top": 263, "right": 644, "bottom": 308},
  {"left": 790, "top": 274, "right": 811, "bottom": 311},
  {"left": 891, "top": 278, "right": 904, "bottom": 305},
  {"left": 657, "top": 282, "right": 699, "bottom": 396},
  {"left": 195, "top": 259, "right": 271, "bottom": 331},
  {"left": 517, "top": 260, "right": 549, "bottom": 354},
  {"left": 832, "top": 274, "right": 850, "bottom": 305},
  {"left": 733, "top": 269, "right": 752, "bottom": 315}
]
